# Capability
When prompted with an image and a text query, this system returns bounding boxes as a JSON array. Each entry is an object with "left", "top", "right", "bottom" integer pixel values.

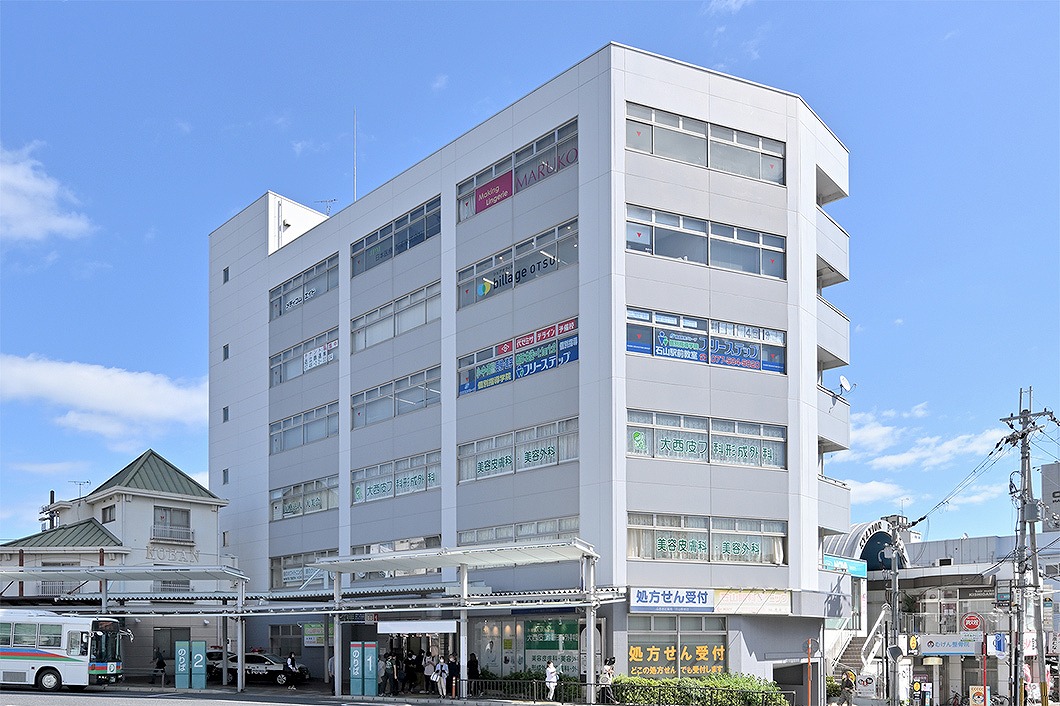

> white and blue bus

[{"left": 0, "top": 608, "right": 126, "bottom": 691}]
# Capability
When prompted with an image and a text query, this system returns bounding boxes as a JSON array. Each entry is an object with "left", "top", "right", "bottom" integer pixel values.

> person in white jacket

[{"left": 545, "top": 660, "right": 559, "bottom": 701}]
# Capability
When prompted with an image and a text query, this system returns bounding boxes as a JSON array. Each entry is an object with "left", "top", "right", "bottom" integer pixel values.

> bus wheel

[{"left": 36, "top": 669, "right": 62, "bottom": 692}]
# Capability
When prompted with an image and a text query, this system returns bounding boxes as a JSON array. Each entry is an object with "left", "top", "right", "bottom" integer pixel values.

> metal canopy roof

[
  {"left": 0, "top": 565, "right": 248, "bottom": 584},
  {"left": 310, "top": 538, "right": 597, "bottom": 575}
]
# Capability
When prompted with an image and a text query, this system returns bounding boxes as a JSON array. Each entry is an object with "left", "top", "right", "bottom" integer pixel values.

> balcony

[
  {"left": 816, "top": 207, "right": 849, "bottom": 287},
  {"left": 151, "top": 525, "right": 194, "bottom": 543},
  {"left": 817, "top": 295, "right": 850, "bottom": 369},
  {"left": 818, "top": 384, "right": 850, "bottom": 452}
]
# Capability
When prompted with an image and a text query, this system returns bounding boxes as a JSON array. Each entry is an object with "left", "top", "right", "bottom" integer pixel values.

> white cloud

[
  {"left": 431, "top": 74, "right": 449, "bottom": 92},
  {"left": 7, "top": 460, "right": 91, "bottom": 476},
  {"left": 943, "top": 30, "right": 960, "bottom": 41},
  {"left": 905, "top": 402, "right": 929, "bottom": 418},
  {"left": 176, "top": 120, "right": 192, "bottom": 135},
  {"left": 842, "top": 479, "right": 907, "bottom": 505},
  {"left": 705, "top": 0, "right": 754, "bottom": 15},
  {"left": 869, "top": 428, "right": 1003, "bottom": 470},
  {"left": 0, "top": 354, "right": 207, "bottom": 450},
  {"left": 0, "top": 142, "right": 94, "bottom": 244},
  {"left": 943, "top": 482, "right": 1006, "bottom": 509},
  {"left": 849, "top": 412, "right": 903, "bottom": 454},
  {"left": 894, "top": 318, "right": 904, "bottom": 326},
  {"left": 292, "top": 139, "right": 329, "bottom": 157}
]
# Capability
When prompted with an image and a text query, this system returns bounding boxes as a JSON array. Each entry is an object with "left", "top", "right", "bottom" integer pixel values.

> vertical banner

[
  {"left": 1042, "top": 463, "right": 1060, "bottom": 530},
  {"left": 363, "top": 641, "right": 378, "bottom": 696},
  {"left": 350, "top": 641, "right": 364, "bottom": 696},
  {"left": 174, "top": 640, "right": 190, "bottom": 689},
  {"left": 190, "top": 641, "right": 206, "bottom": 690}
]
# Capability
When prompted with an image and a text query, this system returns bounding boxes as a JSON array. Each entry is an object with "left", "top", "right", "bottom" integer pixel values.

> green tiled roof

[
  {"left": 92, "top": 449, "right": 218, "bottom": 500},
  {"left": 1, "top": 518, "right": 120, "bottom": 548}
]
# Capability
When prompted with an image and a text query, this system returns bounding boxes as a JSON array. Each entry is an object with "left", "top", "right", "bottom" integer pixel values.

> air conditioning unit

[{"left": 937, "top": 558, "right": 954, "bottom": 567}]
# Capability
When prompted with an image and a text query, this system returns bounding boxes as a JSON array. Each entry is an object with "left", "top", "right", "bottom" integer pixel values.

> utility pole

[{"left": 1002, "top": 388, "right": 1058, "bottom": 706}]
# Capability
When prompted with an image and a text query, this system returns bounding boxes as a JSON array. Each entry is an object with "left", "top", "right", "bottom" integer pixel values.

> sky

[{"left": 0, "top": 1, "right": 1057, "bottom": 547}]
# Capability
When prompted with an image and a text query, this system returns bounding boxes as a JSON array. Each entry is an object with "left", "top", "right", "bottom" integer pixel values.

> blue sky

[{"left": 1, "top": 1, "right": 1057, "bottom": 545}]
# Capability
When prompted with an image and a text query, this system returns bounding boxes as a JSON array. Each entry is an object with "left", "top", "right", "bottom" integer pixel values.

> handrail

[
  {"left": 860, "top": 605, "right": 891, "bottom": 670},
  {"left": 827, "top": 616, "right": 855, "bottom": 675}
]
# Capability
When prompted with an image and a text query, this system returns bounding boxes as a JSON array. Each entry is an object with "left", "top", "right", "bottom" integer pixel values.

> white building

[
  {"left": 0, "top": 449, "right": 231, "bottom": 672},
  {"left": 208, "top": 43, "right": 854, "bottom": 693}
]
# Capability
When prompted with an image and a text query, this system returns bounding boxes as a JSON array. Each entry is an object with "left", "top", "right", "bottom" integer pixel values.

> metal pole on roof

[{"left": 237, "top": 579, "right": 245, "bottom": 692}]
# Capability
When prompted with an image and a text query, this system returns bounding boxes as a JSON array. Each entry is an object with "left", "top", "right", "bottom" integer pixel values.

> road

[{"left": 0, "top": 685, "right": 350, "bottom": 706}]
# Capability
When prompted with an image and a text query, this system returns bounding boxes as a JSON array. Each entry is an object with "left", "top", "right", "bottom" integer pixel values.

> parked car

[{"left": 206, "top": 651, "right": 309, "bottom": 685}]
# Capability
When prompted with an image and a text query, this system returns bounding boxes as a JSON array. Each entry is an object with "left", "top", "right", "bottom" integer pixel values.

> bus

[{"left": 0, "top": 608, "right": 128, "bottom": 691}]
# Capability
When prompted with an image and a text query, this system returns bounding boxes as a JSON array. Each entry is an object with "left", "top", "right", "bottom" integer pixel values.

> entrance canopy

[{"left": 308, "top": 537, "right": 598, "bottom": 575}]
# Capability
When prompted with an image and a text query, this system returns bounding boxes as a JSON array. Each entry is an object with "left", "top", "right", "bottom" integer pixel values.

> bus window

[
  {"left": 13, "top": 623, "right": 36, "bottom": 646},
  {"left": 67, "top": 631, "right": 87, "bottom": 656},
  {"left": 38, "top": 624, "right": 61, "bottom": 647},
  {"left": 0, "top": 622, "right": 10, "bottom": 646}
]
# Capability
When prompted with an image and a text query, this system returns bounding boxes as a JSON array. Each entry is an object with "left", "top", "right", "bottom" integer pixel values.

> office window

[
  {"left": 351, "top": 367, "right": 441, "bottom": 428},
  {"left": 626, "top": 102, "right": 784, "bottom": 185},
  {"left": 222, "top": 406, "right": 229, "bottom": 422},
  {"left": 351, "top": 197, "right": 441, "bottom": 277},
  {"left": 459, "top": 516, "right": 578, "bottom": 546},
  {"left": 457, "top": 120, "right": 577, "bottom": 222},
  {"left": 270, "top": 549, "right": 337, "bottom": 589},
  {"left": 352, "top": 450, "right": 441, "bottom": 504},
  {"left": 221, "top": 468, "right": 229, "bottom": 485},
  {"left": 458, "top": 318, "right": 578, "bottom": 396},
  {"left": 626, "top": 307, "right": 786, "bottom": 374},
  {"left": 101, "top": 505, "right": 116, "bottom": 523},
  {"left": 350, "top": 535, "right": 442, "bottom": 581},
  {"left": 269, "top": 402, "right": 340, "bottom": 454},
  {"left": 458, "top": 417, "right": 578, "bottom": 482},
  {"left": 221, "top": 531, "right": 230, "bottom": 547},
  {"left": 222, "top": 344, "right": 229, "bottom": 361},
  {"left": 627, "top": 410, "right": 786, "bottom": 470},
  {"left": 269, "top": 328, "right": 340, "bottom": 387},
  {"left": 269, "top": 625, "right": 303, "bottom": 661},
  {"left": 269, "top": 254, "right": 340, "bottom": 320},
  {"left": 626, "top": 205, "right": 785, "bottom": 279},
  {"left": 627, "top": 512, "right": 787, "bottom": 566},
  {"left": 270, "top": 475, "right": 340, "bottom": 520},
  {"left": 457, "top": 220, "right": 578, "bottom": 308},
  {"left": 222, "top": 267, "right": 229, "bottom": 283},
  {"left": 352, "top": 281, "right": 441, "bottom": 352},
  {"left": 628, "top": 614, "right": 727, "bottom": 678}
]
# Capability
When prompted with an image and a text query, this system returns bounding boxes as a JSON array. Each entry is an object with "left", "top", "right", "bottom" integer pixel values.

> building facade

[
  {"left": 0, "top": 449, "right": 230, "bottom": 673},
  {"left": 208, "top": 43, "right": 854, "bottom": 688}
]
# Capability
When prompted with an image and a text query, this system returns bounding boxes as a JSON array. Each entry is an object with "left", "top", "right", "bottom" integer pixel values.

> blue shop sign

[
  {"left": 655, "top": 329, "right": 708, "bottom": 363},
  {"left": 822, "top": 554, "right": 867, "bottom": 578}
]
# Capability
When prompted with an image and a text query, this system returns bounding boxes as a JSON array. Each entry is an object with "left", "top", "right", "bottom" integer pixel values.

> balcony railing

[
  {"left": 39, "top": 580, "right": 79, "bottom": 596},
  {"left": 151, "top": 524, "right": 194, "bottom": 542}
]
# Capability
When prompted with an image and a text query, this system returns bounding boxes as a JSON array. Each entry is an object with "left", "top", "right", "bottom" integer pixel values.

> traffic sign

[{"left": 962, "top": 612, "right": 983, "bottom": 631}]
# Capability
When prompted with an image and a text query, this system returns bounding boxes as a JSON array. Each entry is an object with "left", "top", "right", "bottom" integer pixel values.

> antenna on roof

[
  {"left": 315, "top": 199, "right": 337, "bottom": 216},
  {"left": 353, "top": 108, "right": 358, "bottom": 202},
  {"left": 69, "top": 480, "right": 91, "bottom": 497}
]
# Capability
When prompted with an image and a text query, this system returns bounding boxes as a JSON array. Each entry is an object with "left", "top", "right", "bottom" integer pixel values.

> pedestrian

[
  {"left": 152, "top": 649, "right": 167, "bottom": 686},
  {"left": 424, "top": 653, "right": 436, "bottom": 693},
  {"left": 448, "top": 655, "right": 460, "bottom": 698},
  {"left": 285, "top": 652, "right": 299, "bottom": 690},
  {"left": 435, "top": 656, "right": 449, "bottom": 697},
  {"left": 839, "top": 670, "right": 856, "bottom": 706},
  {"left": 545, "top": 660, "right": 558, "bottom": 701},
  {"left": 467, "top": 652, "right": 480, "bottom": 696},
  {"left": 383, "top": 652, "right": 399, "bottom": 695},
  {"left": 599, "top": 657, "right": 616, "bottom": 704},
  {"left": 328, "top": 654, "right": 335, "bottom": 683},
  {"left": 416, "top": 649, "right": 427, "bottom": 691}
]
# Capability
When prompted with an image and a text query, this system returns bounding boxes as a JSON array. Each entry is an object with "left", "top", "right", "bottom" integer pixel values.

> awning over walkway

[
  {"left": 308, "top": 537, "right": 598, "bottom": 575},
  {"left": 0, "top": 565, "right": 249, "bottom": 584}
]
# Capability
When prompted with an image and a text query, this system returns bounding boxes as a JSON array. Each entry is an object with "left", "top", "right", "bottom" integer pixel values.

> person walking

[
  {"left": 152, "top": 649, "right": 167, "bottom": 686},
  {"left": 839, "top": 670, "right": 856, "bottom": 706},
  {"left": 467, "top": 652, "right": 480, "bottom": 696},
  {"left": 545, "top": 660, "right": 559, "bottom": 701},
  {"left": 435, "top": 656, "right": 449, "bottom": 697},
  {"left": 599, "top": 657, "right": 616, "bottom": 704},
  {"left": 448, "top": 655, "right": 460, "bottom": 698},
  {"left": 424, "top": 653, "right": 436, "bottom": 693}
]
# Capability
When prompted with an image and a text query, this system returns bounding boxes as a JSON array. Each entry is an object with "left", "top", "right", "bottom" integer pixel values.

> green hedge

[
  {"left": 825, "top": 676, "right": 841, "bottom": 698},
  {"left": 612, "top": 674, "right": 789, "bottom": 706}
]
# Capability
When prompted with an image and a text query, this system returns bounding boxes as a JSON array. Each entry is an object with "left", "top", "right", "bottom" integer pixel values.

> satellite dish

[{"left": 839, "top": 375, "right": 851, "bottom": 393}]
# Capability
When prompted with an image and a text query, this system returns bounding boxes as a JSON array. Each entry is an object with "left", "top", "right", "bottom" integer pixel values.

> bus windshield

[{"left": 90, "top": 620, "right": 122, "bottom": 663}]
